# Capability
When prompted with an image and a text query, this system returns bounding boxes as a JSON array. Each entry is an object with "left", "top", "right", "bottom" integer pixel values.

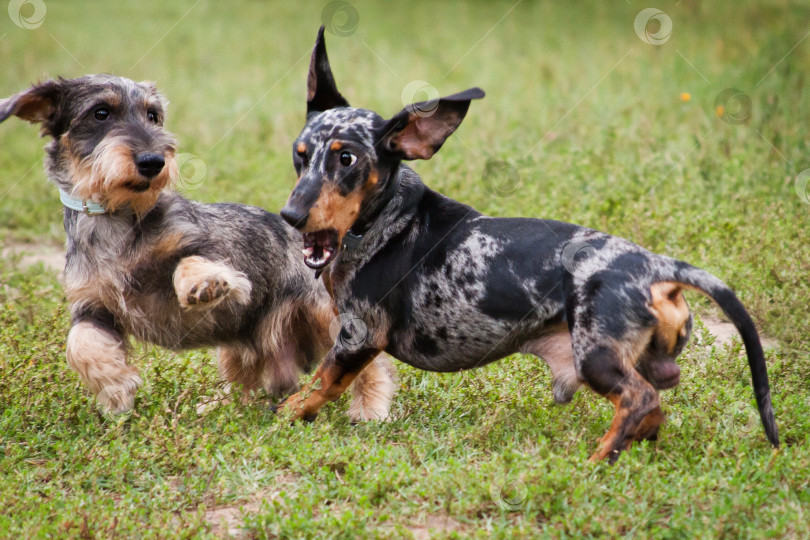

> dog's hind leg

[
  {"left": 217, "top": 346, "right": 264, "bottom": 398},
  {"left": 577, "top": 335, "right": 664, "bottom": 463},
  {"left": 203, "top": 344, "right": 300, "bottom": 414},
  {"left": 522, "top": 330, "right": 581, "bottom": 404},
  {"left": 218, "top": 343, "right": 301, "bottom": 398},
  {"left": 66, "top": 320, "right": 141, "bottom": 413}
]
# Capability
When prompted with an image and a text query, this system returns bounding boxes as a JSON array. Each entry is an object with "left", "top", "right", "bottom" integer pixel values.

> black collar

[{"left": 341, "top": 229, "right": 364, "bottom": 251}]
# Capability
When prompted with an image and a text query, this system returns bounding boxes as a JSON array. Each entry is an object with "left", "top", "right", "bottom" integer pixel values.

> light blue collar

[{"left": 59, "top": 188, "right": 109, "bottom": 216}]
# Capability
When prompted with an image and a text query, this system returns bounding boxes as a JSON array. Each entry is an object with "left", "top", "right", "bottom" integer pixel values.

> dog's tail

[{"left": 657, "top": 261, "right": 779, "bottom": 448}]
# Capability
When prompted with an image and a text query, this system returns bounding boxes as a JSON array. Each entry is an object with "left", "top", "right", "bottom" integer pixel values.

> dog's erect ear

[
  {"left": 0, "top": 79, "right": 65, "bottom": 135},
  {"left": 307, "top": 26, "right": 349, "bottom": 115},
  {"left": 376, "top": 88, "right": 485, "bottom": 160}
]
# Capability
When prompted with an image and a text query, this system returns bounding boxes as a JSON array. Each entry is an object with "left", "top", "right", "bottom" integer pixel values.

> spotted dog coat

[
  {"left": 277, "top": 28, "right": 778, "bottom": 461},
  {"left": 0, "top": 75, "right": 396, "bottom": 419}
]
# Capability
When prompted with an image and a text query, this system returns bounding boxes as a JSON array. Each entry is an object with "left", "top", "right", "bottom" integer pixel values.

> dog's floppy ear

[
  {"left": 0, "top": 79, "right": 66, "bottom": 135},
  {"left": 307, "top": 26, "right": 349, "bottom": 115},
  {"left": 376, "top": 88, "right": 485, "bottom": 160}
]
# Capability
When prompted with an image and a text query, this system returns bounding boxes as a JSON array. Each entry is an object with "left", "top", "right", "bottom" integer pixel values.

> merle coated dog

[
  {"left": 0, "top": 75, "right": 395, "bottom": 420},
  {"left": 277, "top": 28, "right": 778, "bottom": 461}
]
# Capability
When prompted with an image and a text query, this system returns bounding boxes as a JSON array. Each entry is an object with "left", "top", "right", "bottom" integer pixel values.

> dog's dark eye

[
  {"left": 94, "top": 108, "right": 110, "bottom": 121},
  {"left": 147, "top": 110, "right": 159, "bottom": 124},
  {"left": 339, "top": 151, "right": 357, "bottom": 167}
]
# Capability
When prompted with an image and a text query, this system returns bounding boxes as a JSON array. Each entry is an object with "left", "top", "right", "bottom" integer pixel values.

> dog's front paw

[
  {"left": 174, "top": 256, "right": 251, "bottom": 310},
  {"left": 185, "top": 277, "right": 230, "bottom": 307},
  {"left": 97, "top": 375, "right": 142, "bottom": 414},
  {"left": 272, "top": 394, "right": 318, "bottom": 423},
  {"left": 66, "top": 321, "right": 142, "bottom": 414}
]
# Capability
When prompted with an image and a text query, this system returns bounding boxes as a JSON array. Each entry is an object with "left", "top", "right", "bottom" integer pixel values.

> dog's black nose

[
  {"left": 135, "top": 152, "right": 165, "bottom": 178},
  {"left": 280, "top": 206, "right": 309, "bottom": 229}
]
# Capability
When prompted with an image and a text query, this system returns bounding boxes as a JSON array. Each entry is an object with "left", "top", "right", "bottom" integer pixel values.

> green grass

[{"left": 1, "top": 0, "right": 809, "bottom": 537}]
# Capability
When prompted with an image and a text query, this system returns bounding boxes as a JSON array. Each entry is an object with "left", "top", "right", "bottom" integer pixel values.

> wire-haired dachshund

[{"left": 0, "top": 74, "right": 395, "bottom": 420}]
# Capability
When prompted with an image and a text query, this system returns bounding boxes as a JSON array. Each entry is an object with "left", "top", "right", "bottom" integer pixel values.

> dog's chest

[{"left": 63, "top": 218, "right": 186, "bottom": 338}]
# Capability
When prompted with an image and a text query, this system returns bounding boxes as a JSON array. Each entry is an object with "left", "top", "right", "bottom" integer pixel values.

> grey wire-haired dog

[{"left": 0, "top": 74, "right": 395, "bottom": 418}]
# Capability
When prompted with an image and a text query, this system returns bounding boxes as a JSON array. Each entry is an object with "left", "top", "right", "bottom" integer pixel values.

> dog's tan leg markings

[
  {"left": 282, "top": 348, "right": 381, "bottom": 421},
  {"left": 66, "top": 322, "right": 141, "bottom": 413},
  {"left": 588, "top": 372, "right": 662, "bottom": 463},
  {"left": 348, "top": 355, "right": 398, "bottom": 422},
  {"left": 173, "top": 256, "right": 251, "bottom": 310}
]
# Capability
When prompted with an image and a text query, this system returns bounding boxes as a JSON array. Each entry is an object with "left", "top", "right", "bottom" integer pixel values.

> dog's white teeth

[{"left": 302, "top": 247, "right": 314, "bottom": 257}]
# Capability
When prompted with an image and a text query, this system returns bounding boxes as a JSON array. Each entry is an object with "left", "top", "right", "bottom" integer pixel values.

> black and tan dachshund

[{"left": 278, "top": 28, "right": 778, "bottom": 462}]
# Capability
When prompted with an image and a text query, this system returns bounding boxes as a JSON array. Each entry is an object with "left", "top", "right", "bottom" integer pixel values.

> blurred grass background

[{"left": 1, "top": 0, "right": 808, "bottom": 537}]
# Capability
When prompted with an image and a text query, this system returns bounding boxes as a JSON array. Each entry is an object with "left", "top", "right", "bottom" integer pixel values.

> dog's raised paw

[
  {"left": 185, "top": 277, "right": 231, "bottom": 306},
  {"left": 174, "top": 256, "right": 251, "bottom": 310}
]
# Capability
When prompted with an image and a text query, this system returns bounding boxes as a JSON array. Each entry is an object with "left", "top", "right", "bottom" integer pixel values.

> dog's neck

[
  {"left": 61, "top": 191, "right": 171, "bottom": 260},
  {"left": 334, "top": 166, "right": 424, "bottom": 269},
  {"left": 349, "top": 166, "right": 404, "bottom": 237},
  {"left": 58, "top": 188, "right": 109, "bottom": 216}
]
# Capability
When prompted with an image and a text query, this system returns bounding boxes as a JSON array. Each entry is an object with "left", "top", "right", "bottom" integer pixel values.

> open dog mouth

[{"left": 302, "top": 229, "right": 339, "bottom": 269}]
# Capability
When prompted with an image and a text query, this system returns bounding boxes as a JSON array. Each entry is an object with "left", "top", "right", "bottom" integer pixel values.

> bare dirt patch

[
  {"left": 405, "top": 513, "right": 467, "bottom": 539},
  {"left": 700, "top": 316, "right": 778, "bottom": 349},
  {"left": 203, "top": 475, "right": 297, "bottom": 538},
  {"left": 2, "top": 241, "right": 65, "bottom": 273},
  {"left": 203, "top": 481, "right": 467, "bottom": 539}
]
